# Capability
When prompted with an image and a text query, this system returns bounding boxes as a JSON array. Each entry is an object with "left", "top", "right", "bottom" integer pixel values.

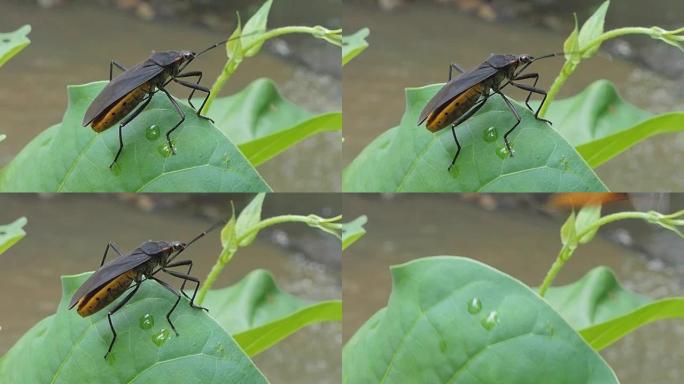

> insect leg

[
  {"left": 159, "top": 88, "right": 185, "bottom": 155},
  {"left": 150, "top": 277, "right": 182, "bottom": 336},
  {"left": 109, "top": 95, "right": 154, "bottom": 168},
  {"left": 511, "top": 72, "right": 540, "bottom": 112},
  {"left": 448, "top": 63, "right": 465, "bottom": 80},
  {"left": 100, "top": 242, "right": 124, "bottom": 267},
  {"left": 174, "top": 71, "right": 203, "bottom": 110},
  {"left": 173, "top": 78, "right": 214, "bottom": 123},
  {"left": 510, "top": 81, "right": 552, "bottom": 125},
  {"left": 109, "top": 60, "right": 126, "bottom": 81},
  {"left": 495, "top": 91, "right": 521, "bottom": 157},
  {"left": 104, "top": 282, "right": 142, "bottom": 359},
  {"left": 449, "top": 126, "right": 461, "bottom": 170},
  {"left": 164, "top": 259, "right": 194, "bottom": 295},
  {"left": 445, "top": 96, "right": 489, "bottom": 169},
  {"left": 163, "top": 269, "right": 208, "bottom": 311}
]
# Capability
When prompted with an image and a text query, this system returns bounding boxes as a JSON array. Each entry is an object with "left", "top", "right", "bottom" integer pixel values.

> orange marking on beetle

[
  {"left": 426, "top": 84, "right": 483, "bottom": 132},
  {"left": 76, "top": 270, "right": 137, "bottom": 317},
  {"left": 90, "top": 83, "right": 154, "bottom": 133}
]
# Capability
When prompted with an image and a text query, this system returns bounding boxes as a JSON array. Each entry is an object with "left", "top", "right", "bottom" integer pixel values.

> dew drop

[
  {"left": 145, "top": 125, "right": 160, "bottom": 141},
  {"left": 467, "top": 297, "right": 482, "bottom": 314},
  {"left": 110, "top": 162, "right": 122, "bottom": 176},
  {"left": 139, "top": 314, "right": 154, "bottom": 330},
  {"left": 151, "top": 328, "right": 171, "bottom": 346},
  {"left": 496, "top": 146, "right": 509, "bottom": 159},
  {"left": 449, "top": 165, "right": 460, "bottom": 178},
  {"left": 483, "top": 127, "right": 498, "bottom": 142},
  {"left": 158, "top": 142, "right": 175, "bottom": 157},
  {"left": 481, "top": 311, "right": 499, "bottom": 330},
  {"left": 215, "top": 343, "right": 225, "bottom": 357}
]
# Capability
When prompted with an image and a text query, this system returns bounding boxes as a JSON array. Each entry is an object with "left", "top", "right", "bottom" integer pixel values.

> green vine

[
  {"left": 538, "top": 208, "right": 684, "bottom": 297},
  {"left": 539, "top": 0, "right": 684, "bottom": 117},
  {"left": 196, "top": 194, "right": 341, "bottom": 304}
]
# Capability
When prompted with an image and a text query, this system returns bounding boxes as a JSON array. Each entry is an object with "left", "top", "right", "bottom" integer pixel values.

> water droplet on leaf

[
  {"left": 145, "top": 125, "right": 160, "bottom": 141},
  {"left": 158, "top": 142, "right": 175, "bottom": 157},
  {"left": 481, "top": 311, "right": 499, "bottom": 330},
  {"left": 467, "top": 297, "right": 482, "bottom": 314},
  {"left": 560, "top": 156, "right": 569, "bottom": 171},
  {"left": 110, "top": 163, "right": 121, "bottom": 175},
  {"left": 496, "top": 146, "right": 509, "bottom": 159},
  {"left": 151, "top": 328, "right": 171, "bottom": 346},
  {"left": 215, "top": 344, "right": 225, "bottom": 356},
  {"left": 449, "top": 165, "right": 460, "bottom": 177},
  {"left": 483, "top": 127, "right": 498, "bottom": 142},
  {"left": 139, "top": 314, "right": 154, "bottom": 329}
]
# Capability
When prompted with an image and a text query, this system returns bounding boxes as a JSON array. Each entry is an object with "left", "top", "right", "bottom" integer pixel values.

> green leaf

[
  {"left": 234, "top": 301, "right": 341, "bottom": 357},
  {"left": 342, "top": 28, "right": 370, "bottom": 66},
  {"left": 0, "top": 25, "right": 31, "bottom": 68},
  {"left": 577, "top": 112, "right": 684, "bottom": 168},
  {"left": 0, "top": 273, "right": 268, "bottom": 383},
  {"left": 236, "top": 193, "right": 265, "bottom": 247},
  {"left": 578, "top": 0, "right": 610, "bottom": 57},
  {"left": 544, "top": 266, "right": 651, "bottom": 330},
  {"left": 540, "top": 80, "right": 652, "bottom": 147},
  {"left": 560, "top": 211, "right": 577, "bottom": 249},
  {"left": 242, "top": 0, "right": 273, "bottom": 57},
  {"left": 580, "top": 297, "right": 684, "bottom": 351},
  {"left": 575, "top": 204, "right": 602, "bottom": 244},
  {"left": 342, "top": 215, "right": 367, "bottom": 250},
  {"left": 343, "top": 256, "right": 618, "bottom": 383},
  {"left": 207, "top": 78, "right": 312, "bottom": 144},
  {"left": 343, "top": 84, "right": 607, "bottom": 192},
  {"left": 563, "top": 14, "right": 580, "bottom": 56},
  {"left": 0, "top": 82, "right": 270, "bottom": 192},
  {"left": 539, "top": 81, "right": 684, "bottom": 168},
  {"left": 544, "top": 267, "right": 684, "bottom": 351},
  {"left": 201, "top": 270, "right": 342, "bottom": 356},
  {"left": 0, "top": 217, "right": 27, "bottom": 255},
  {"left": 206, "top": 79, "right": 342, "bottom": 167},
  {"left": 239, "top": 112, "right": 341, "bottom": 166},
  {"left": 221, "top": 202, "right": 238, "bottom": 256},
  {"left": 226, "top": 13, "right": 245, "bottom": 71}
]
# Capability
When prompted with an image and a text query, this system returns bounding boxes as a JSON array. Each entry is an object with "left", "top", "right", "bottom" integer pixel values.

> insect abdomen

[
  {"left": 90, "top": 83, "right": 154, "bottom": 132},
  {"left": 76, "top": 270, "right": 136, "bottom": 317},
  {"left": 426, "top": 84, "right": 483, "bottom": 132}
]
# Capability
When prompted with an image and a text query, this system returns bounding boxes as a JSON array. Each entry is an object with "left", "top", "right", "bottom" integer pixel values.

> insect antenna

[
  {"left": 167, "top": 220, "right": 227, "bottom": 263},
  {"left": 531, "top": 50, "right": 582, "bottom": 62},
  {"left": 195, "top": 30, "right": 266, "bottom": 57}
]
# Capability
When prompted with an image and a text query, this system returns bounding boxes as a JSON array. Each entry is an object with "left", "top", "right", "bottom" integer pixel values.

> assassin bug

[
  {"left": 418, "top": 52, "right": 563, "bottom": 170},
  {"left": 68, "top": 221, "right": 224, "bottom": 358},
  {"left": 82, "top": 32, "right": 261, "bottom": 168}
]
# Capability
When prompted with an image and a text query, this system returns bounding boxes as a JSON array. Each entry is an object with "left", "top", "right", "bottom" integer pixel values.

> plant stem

[
  {"left": 540, "top": 26, "right": 681, "bottom": 117},
  {"left": 202, "top": 25, "right": 342, "bottom": 114},
  {"left": 538, "top": 210, "right": 680, "bottom": 296},
  {"left": 196, "top": 214, "right": 342, "bottom": 304}
]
